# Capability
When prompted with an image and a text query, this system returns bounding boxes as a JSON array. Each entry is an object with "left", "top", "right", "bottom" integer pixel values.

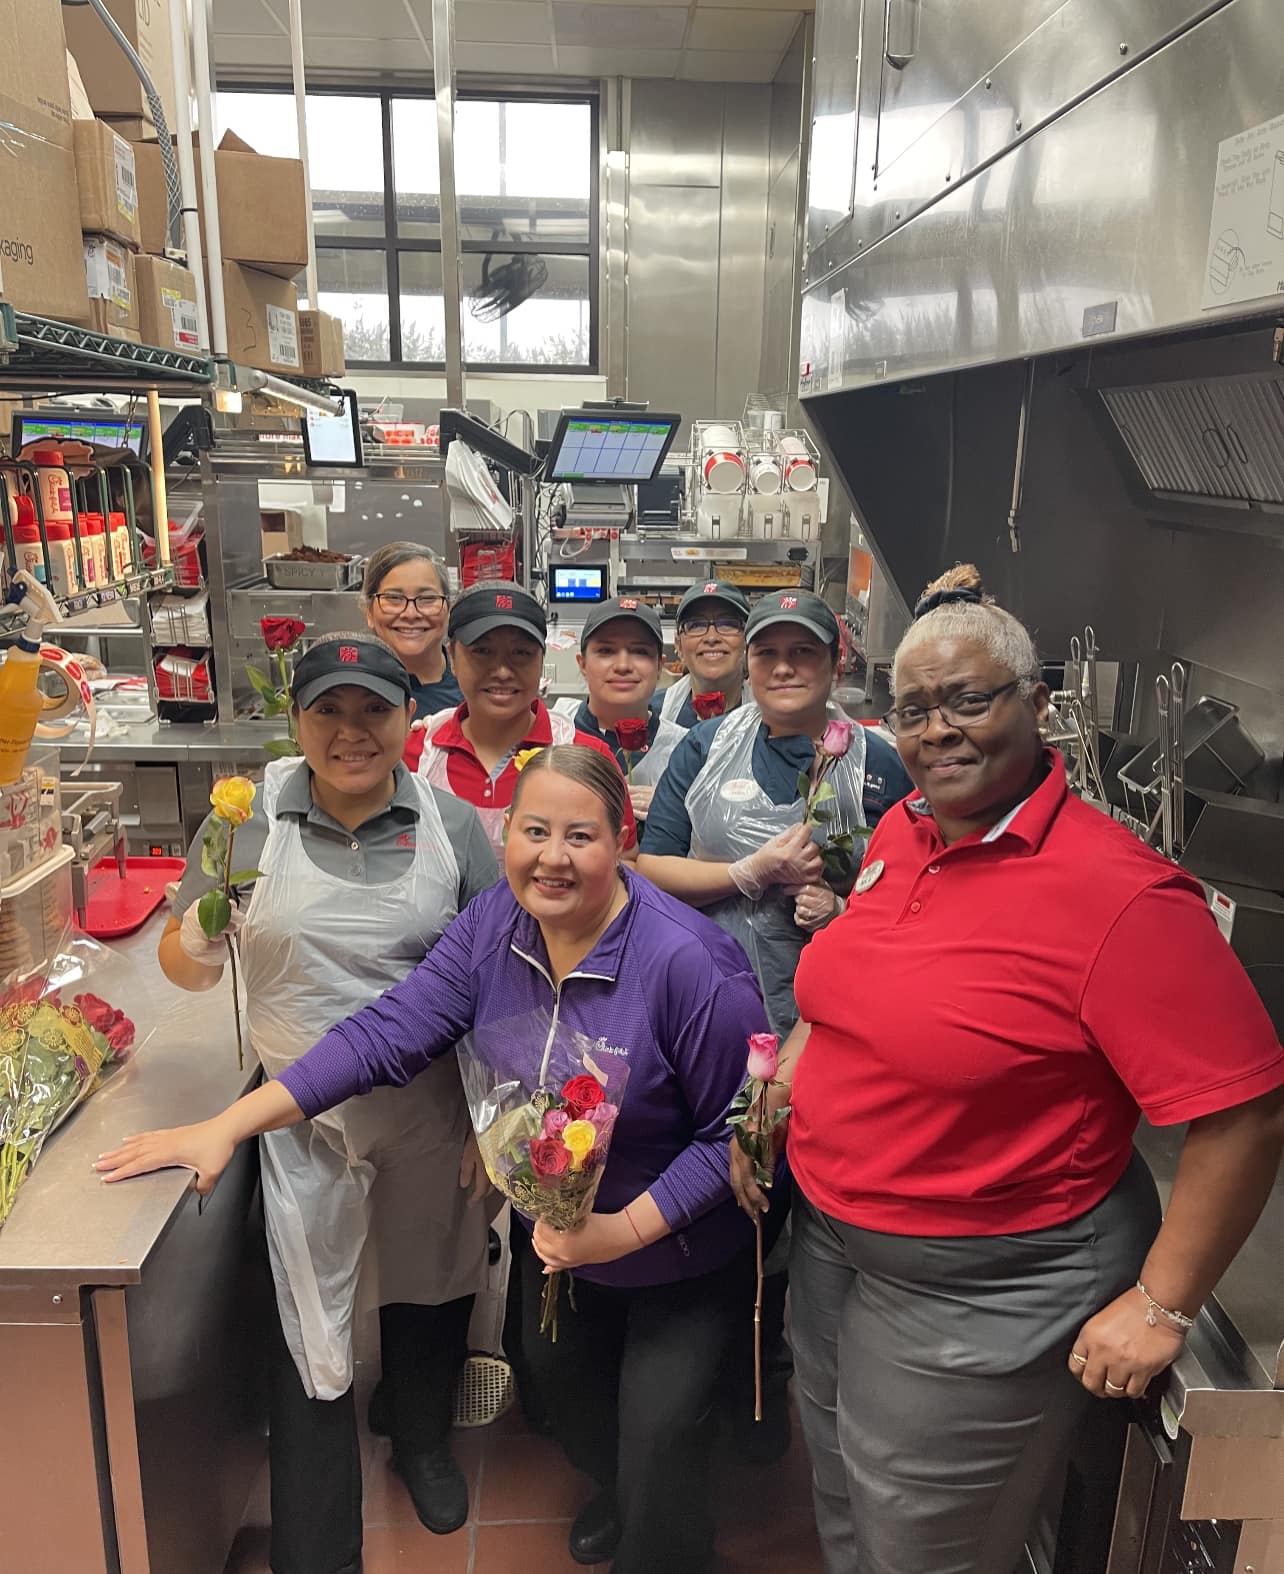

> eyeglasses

[
  {"left": 373, "top": 591, "right": 447, "bottom": 614},
  {"left": 679, "top": 617, "right": 744, "bottom": 637},
  {"left": 883, "top": 681, "right": 1020, "bottom": 737}
]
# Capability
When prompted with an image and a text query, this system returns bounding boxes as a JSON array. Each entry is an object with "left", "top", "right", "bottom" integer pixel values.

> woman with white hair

[{"left": 730, "top": 564, "right": 1284, "bottom": 1574}]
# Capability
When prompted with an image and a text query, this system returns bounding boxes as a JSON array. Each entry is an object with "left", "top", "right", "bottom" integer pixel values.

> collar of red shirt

[
  {"left": 432, "top": 700, "right": 554, "bottom": 757},
  {"left": 900, "top": 748, "right": 1068, "bottom": 856}
]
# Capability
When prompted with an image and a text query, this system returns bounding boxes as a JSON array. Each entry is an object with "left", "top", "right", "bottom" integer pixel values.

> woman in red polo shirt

[
  {"left": 731, "top": 565, "right": 1284, "bottom": 1574},
  {"left": 413, "top": 579, "right": 636, "bottom": 857}
]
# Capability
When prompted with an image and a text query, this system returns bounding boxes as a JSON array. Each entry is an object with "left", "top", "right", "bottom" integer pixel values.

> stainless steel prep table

[{"left": 0, "top": 915, "right": 267, "bottom": 1574}]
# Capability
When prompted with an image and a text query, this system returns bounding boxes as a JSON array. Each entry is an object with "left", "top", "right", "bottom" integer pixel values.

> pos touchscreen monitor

[
  {"left": 301, "top": 389, "right": 364, "bottom": 468},
  {"left": 545, "top": 410, "right": 680, "bottom": 485}
]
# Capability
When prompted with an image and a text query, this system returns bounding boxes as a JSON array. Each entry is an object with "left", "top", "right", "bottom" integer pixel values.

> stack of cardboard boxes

[{"left": 1, "top": 0, "right": 346, "bottom": 377}]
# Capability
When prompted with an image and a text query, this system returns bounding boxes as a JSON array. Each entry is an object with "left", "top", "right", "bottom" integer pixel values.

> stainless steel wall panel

[
  {"left": 625, "top": 183, "right": 721, "bottom": 426},
  {"left": 715, "top": 85, "right": 772, "bottom": 416},
  {"left": 801, "top": 0, "right": 1281, "bottom": 395},
  {"left": 806, "top": 0, "right": 862, "bottom": 255},
  {"left": 761, "top": 152, "right": 803, "bottom": 401},
  {"left": 629, "top": 79, "right": 726, "bottom": 190}
]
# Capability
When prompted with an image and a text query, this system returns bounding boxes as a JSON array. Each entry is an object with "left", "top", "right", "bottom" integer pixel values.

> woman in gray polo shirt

[{"left": 164, "top": 632, "right": 498, "bottom": 1574}]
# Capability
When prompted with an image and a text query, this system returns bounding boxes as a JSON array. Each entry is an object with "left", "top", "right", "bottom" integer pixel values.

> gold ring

[
  {"left": 1105, "top": 1380, "right": 1125, "bottom": 1392},
  {"left": 1070, "top": 1351, "right": 1087, "bottom": 1365}
]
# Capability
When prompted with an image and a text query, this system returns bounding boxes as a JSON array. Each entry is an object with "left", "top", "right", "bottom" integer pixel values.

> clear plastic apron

[
  {"left": 419, "top": 705, "right": 577, "bottom": 858},
  {"left": 241, "top": 758, "right": 486, "bottom": 1400},
  {"left": 684, "top": 703, "right": 867, "bottom": 1036},
  {"left": 659, "top": 675, "right": 694, "bottom": 725}
]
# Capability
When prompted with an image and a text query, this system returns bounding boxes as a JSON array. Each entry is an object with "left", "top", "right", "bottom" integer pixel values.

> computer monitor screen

[
  {"left": 301, "top": 389, "right": 364, "bottom": 467},
  {"left": 549, "top": 565, "right": 608, "bottom": 603},
  {"left": 546, "top": 410, "right": 680, "bottom": 484},
  {"left": 12, "top": 409, "right": 147, "bottom": 457}
]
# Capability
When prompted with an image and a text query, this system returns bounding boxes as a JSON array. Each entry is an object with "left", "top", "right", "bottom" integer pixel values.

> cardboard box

[
  {"left": 134, "top": 132, "right": 308, "bottom": 278},
  {"left": 135, "top": 254, "right": 201, "bottom": 353},
  {"left": 83, "top": 235, "right": 139, "bottom": 337},
  {"left": 73, "top": 120, "right": 140, "bottom": 249},
  {"left": 62, "top": 0, "right": 174, "bottom": 133},
  {"left": 222, "top": 263, "right": 301, "bottom": 375},
  {"left": 0, "top": 0, "right": 73, "bottom": 149},
  {"left": 104, "top": 115, "right": 157, "bottom": 143},
  {"left": 299, "top": 311, "right": 346, "bottom": 378}
]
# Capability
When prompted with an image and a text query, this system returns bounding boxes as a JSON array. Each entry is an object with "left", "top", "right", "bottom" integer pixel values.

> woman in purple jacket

[{"left": 98, "top": 744, "right": 768, "bottom": 1574}]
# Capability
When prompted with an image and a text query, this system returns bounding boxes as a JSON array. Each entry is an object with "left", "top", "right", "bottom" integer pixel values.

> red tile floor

[{"left": 223, "top": 1373, "right": 824, "bottom": 1574}]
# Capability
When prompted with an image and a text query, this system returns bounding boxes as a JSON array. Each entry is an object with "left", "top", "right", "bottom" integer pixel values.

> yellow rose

[
  {"left": 561, "top": 1119, "right": 597, "bottom": 1172},
  {"left": 210, "top": 775, "right": 256, "bottom": 826},
  {"left": 513, "top": 747, "right": 544, "bottom": 774}
]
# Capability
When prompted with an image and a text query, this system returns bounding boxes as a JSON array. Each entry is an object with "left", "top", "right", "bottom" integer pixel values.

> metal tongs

[
  {"left": 1153, "top": 662, "right": 1187, "bottom": 861},
  {"left": 1061, "top": 628, "right": 1107, "bottom": 802}
]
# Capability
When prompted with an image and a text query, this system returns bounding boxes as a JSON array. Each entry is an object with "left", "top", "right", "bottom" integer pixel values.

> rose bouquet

[
  {"left": 0, "top": 935, "right": 153, "bottom": 1228},
  {"left": 456, "top": 1010, "right": 630, "bottom": 1339},
  {"left": 612, "top": 716, "right": 650, "bottom": 781},
  {"left": 728, "top": 1032, "right": 790, "bottom": 1421},
  {"left": 246, "top": 616, "right": 306, "bottom": 759}
]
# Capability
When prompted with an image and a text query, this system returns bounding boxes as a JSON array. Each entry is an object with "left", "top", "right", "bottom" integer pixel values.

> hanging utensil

[
  {"left": 1081, "top": 625, "right": 1102, "bottom": 786},
  {"left": 1170, "top": 661, "right": 1187, "bottom": 859},
  {"left": 1155, "top": 673, "right": 1173, "bottom": 860}
]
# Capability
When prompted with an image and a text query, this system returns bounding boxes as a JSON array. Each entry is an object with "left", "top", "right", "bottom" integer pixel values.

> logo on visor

[
  {"left": 338, "top": 645, "right": 360, "bottom": 663},
  {"left": 619, "top": 597, "right": 639, "bottom": 610},
  {"left": 495, "top": 594, "right": 513, "bottom": 610},
  {"left": 780, "top": 595, "right": 798, "bottom": 610},
  {"left": 703, "top": 582, "right": 718, "bottom": 594}
]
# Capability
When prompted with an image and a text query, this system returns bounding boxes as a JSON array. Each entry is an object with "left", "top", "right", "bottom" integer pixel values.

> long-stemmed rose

[
  {"left": 727, "top": 1032, "right": 790, "bottom": 1423},
  {"left": 798, "top": 716, "right": 870, "bottom": 886},
  {"left": 246, "top": 616, "right": 306, "bottom": 758},
  {"left": 612, "top": 716, "right": 650, "bottom": 782},
  {"left": 198, "top": 776, "right": 263, "bottom": 1069}
]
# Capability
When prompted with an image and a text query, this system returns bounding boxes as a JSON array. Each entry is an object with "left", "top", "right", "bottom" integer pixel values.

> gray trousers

[{"left": 790, "top": 1152, "right": 1161, "bottom": 1574}]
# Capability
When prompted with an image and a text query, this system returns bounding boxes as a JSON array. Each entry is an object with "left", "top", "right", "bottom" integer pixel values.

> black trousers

[
  {"left": 267, "top": 1293, "right": 474, "bottom": 1574},
  {"left": 516, "top": 1228, "right": 754, "bottom": 1574}
]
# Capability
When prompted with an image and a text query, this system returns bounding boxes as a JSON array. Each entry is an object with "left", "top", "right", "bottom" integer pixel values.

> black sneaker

[
  {"left": 392, "top": 1445, "right": 469, "bottom": 1535},
  {"left": 569, "top": 1491, "right": 620, "bottom": 1566}
]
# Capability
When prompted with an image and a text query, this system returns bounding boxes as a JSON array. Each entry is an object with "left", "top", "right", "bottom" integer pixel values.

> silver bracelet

[{"left": 1136, "top": 1280, "right": 1196, "bottom": 1332}]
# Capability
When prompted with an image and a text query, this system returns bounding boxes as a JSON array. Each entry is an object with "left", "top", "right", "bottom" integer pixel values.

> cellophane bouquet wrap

[
  {"left": 0, "top": 931, "right": 154, "bottom": 1227},
  {"left": 456, "top": 1010, "right": 630, "bottom": 1338}
]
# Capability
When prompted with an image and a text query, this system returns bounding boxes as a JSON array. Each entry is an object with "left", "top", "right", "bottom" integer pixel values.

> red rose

[
  {"left": 261, "top": 616, "right": 306, "bottom": 652},
  {"left": 613, "top": 717, "right": 650, "bottom": 753},
  {"left": 529, "top": 1137, "right": 571, "bottom": 1183},
  {"left": 561, "top": 1074, "right": 605, "bottom": 1120},
  {"left": 692, "top": 691, "right": 727, "bottom": 720}
]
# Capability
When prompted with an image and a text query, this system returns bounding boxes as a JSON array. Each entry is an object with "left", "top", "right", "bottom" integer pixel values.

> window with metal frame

[{"left": 216, "top": 86, "right": 599, "bottom": 373}]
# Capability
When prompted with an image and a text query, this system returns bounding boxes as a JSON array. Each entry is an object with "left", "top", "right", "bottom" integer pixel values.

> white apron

[
  {"left": 241, "top": 758, "right": 487, "bottom": 1400},
  {"left": 419, "top": 704, "right": 577, "bottom": 857},
  {"left": 551, "top": 697, "right": 687, "bottom": 787},
  {"left": 685, "top": 703, "right": 867, "bottom": 1037}
]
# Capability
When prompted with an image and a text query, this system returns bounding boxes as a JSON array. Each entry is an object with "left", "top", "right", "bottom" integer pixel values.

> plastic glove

[
  {"left": 791, "top": 883, "right": 843, "bottom": 932},
  {"left": 178, "top": 899, "right": 245, "bottom": 967},
  {"left": 728, "top": 821, "right": 823, "bottom": 899},
  {"left": 628, "top": 783, "right": 656, "bottom": 820}
]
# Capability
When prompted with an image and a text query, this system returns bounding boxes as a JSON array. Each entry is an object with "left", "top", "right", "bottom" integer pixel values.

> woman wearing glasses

[
  {"left": 363, "top": 544, "right": 462, "bottom": 766},
  {"left": 658, "top": 580, "right": 752, "bottom": 726},
  {"left": 730, "top": 565, "right": 1284, "bottom": 1574}
]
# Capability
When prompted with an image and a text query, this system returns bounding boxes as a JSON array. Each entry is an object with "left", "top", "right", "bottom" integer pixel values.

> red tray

[{"left": 81, "top": 856, "right": 188, "bottom": 938}]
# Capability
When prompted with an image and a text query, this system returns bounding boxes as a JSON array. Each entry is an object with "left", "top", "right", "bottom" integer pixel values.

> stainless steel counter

[
  {"left": 0, "top": 914, "right": 267, "bottom": 1574},
  {"left": 46, "top": 719, "right": 282, "bottom": 764}
]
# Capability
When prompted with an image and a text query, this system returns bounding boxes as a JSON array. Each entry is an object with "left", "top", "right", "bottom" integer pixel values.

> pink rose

[
  {"left": 746, "top": 1032, "right": 779, "bottom": 1082},
  {"left": 820, "top": 718, "right": 855, "bottom": 760},
  {"left": 586, "top": 1102, "right": 618, "bottom": 1139},
  {"left": 542, "top": 1108, "right": 571, "bottom": 1138}
]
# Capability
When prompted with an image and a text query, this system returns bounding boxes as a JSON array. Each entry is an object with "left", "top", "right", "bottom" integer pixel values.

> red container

[{"left": 460, "top": 542, "right": 516, "bottom": 587}]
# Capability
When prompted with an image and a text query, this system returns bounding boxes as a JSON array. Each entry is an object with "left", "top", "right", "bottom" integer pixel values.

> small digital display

[
  {"left": 546, "top": 410, "right": 680, "bottom": 484},
  {"left": 550, "top": 565, "right": 607, "bottom": 603},
  {"left": 14, "top": 412, "right": 146, "bottom": 456},
  {"left": 301, "top": 389, "right": 364, "bottom": 468}
]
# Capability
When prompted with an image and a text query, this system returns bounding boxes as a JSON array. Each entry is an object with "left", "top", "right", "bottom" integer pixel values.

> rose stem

[
  {"left": 277, "top": 651, "right": 296, "bottom": 747},
  {"left": 754, "top": 1210, "right": 764, "bottom": 1423},
  {"left": 227, "top": 938, "right": 244, "bottom": 1072}
]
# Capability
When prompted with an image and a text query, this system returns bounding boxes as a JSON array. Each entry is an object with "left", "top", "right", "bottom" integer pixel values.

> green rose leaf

[
  {"left": 199, "top": 817, "right": 229, "bottom": 878},
  {"left": 245, "top": 664, "right": 277, "bottom": 702},
  {"left": 260, "top": 693, "right": 287, "bottom": 717},
  {"left": 262, "top": 737, "right": 304, "bottom": 758},
  {"left": 197, "top": 888, "right": 232, "bottom": 940},
  {"left": 796, "top": 771, "right": 812, "bottom": 801},
  {"left": 812, "top": 781, "right": 836, "bottom": 804},
  {"left": 227, "top": 868, "right": 264, "bottom": 887}
]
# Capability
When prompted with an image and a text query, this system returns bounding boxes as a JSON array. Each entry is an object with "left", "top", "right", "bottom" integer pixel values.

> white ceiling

[{"left": 214, "top": 0, "right": 811, "bottom": 84}]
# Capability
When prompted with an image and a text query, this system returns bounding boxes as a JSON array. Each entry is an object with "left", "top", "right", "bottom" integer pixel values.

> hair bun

[{"left": 920, "top": 562, "right": 985, "bottom": 600}]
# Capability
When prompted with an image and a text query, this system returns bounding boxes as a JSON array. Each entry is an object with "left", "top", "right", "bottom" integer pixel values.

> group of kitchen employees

[{"left": 97, "top": 559, "right": 1284, "bottom": 1574}]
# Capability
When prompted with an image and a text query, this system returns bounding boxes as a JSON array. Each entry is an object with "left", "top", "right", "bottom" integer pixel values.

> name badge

[
  {"left": 854, "top": 858, "right": 884, "bottom": 894},
  {"left": 720, "top": 779, "right": 759, "bottom": 804}
]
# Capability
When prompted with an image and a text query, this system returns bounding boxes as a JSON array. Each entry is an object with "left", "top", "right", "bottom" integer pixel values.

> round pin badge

[
  {"left": 854, "top": 858, "right": 885, "bottom": 894},
  {"left": 720, "top": 779, "right": 760, "bottom": 804}
]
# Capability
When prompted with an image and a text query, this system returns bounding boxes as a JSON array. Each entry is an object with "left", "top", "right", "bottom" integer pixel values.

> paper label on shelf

[
  {"left": 670, "top": 546, "right": 749, "bottom": 561},
  {"left": 113, "top": 133, "right": 138, "bottom": 223},
  {"left": 162, "top": 288, "right": 201, "bottom": 349},
  {"left": 1202, "top": 109, "right": 1284, "bottom": 309},
  {"left": 828, "top": 291, "right": 846, "bottom": 386},
  {"left": 267, "top": 305, "right": 301, "bottom": 368}
]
